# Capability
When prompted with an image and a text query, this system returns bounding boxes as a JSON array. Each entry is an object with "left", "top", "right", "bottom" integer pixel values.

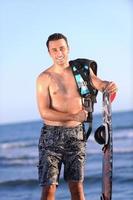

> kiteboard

[{"left": 94, "top": 91, "right": 116, "bottom": 200}]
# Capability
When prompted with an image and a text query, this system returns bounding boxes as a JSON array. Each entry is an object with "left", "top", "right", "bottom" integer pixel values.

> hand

[
  {"left": 74, "top": 109, "right": 88, "bottom": 122},
  {"left": 104, "top": 81, "right": 118, "bottom": 95}
]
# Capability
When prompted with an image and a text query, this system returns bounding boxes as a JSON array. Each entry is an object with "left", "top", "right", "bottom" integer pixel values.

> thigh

[
  {"left": 64, "top": 125, "right": 86, "bottom": 182},
  {"left": 38, "top": 125, "right": 64, "bottom": 186}
]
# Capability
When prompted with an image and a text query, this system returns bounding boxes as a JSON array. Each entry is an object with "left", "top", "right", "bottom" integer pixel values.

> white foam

[{"left": 0, "top": 140, "right": 36, "bottom": 149}]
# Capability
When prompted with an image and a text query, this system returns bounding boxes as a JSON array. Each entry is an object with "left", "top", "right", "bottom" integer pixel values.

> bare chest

[{"left": 49, "top": 71, "right": 79, "bottom": 98}]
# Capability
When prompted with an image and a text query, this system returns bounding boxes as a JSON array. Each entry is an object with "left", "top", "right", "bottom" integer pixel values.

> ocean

[{"left": 0, "top": 111, "right": 133, "bottom": 200}]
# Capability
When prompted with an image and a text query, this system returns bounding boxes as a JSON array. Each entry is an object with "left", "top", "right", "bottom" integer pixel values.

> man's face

[{"left": 48, "top": 39, "right": 69, "bottom": 65}]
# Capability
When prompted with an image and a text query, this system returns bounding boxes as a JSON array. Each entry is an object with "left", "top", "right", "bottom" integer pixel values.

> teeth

[{"left": 57, "top": 57, "right": 64, "bottom": 60}]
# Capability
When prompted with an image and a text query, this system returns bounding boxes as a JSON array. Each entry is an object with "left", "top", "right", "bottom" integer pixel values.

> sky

[{"left": 0, "top": 0, "right": 132, "bottom": 124}]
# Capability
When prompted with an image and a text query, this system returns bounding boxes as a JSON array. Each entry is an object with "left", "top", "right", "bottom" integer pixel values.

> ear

[
  {"left": 67, "top": 45, "right": 70, "bottom": 53},
  {"left": 48, "top": 49, "right": 52, "bottom": 57}
]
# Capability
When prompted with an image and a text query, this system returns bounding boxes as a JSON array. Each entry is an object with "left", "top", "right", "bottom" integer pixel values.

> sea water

[{"left": 0, "top": 111, "right": 133, "bottom": 200}]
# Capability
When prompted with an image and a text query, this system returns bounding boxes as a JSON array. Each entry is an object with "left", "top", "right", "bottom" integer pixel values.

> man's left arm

[{"left": 89, "top": 68, "right": 117, "bottom": 94}]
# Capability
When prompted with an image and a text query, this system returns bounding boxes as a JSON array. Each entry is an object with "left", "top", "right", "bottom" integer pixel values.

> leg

[
  {"left": 68, "top": 181, "right": 85, "bottom": 200},
  {"left": 64, "top": 125, "right": 86, "bottom": 200},
  {"left": 41, "top": 184, "right": 57, "bottom": 200},
  {"left": 38, "top": 125, "right": 63, "bottom": 200}
]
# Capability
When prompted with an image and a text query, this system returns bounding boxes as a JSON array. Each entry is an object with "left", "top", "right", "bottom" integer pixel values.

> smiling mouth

[{"left": 57, "top": 57, "right": 64, "bottom": 61}]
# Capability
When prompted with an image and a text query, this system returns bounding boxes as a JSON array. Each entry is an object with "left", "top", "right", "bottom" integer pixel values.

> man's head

[
  {"left": 46, "top": 33, "right": 69, "bottom": 51},
  {"left": 46, "top": 33, "right": 69, "bottom": 66}
]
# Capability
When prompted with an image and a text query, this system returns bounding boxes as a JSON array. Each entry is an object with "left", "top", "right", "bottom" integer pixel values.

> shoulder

[
  {"left": 36, "top": 67, "right": 54, "bottom": 93},
  {"left": 36, "top": 66, "right": 53, "bottom": 85}
]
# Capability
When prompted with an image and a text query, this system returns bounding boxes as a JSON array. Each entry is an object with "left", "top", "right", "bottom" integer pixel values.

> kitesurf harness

[{"left": 69, "top": 58, "right": 98, "bottom": 140}]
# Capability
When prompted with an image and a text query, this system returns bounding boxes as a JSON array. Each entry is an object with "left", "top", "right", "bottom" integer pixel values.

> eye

[
  {"left": 61, "top": 46, "right": 66, "bottom": 51},
  {"left": 52, "top": 48, "right": 57, "bottom": 52}
]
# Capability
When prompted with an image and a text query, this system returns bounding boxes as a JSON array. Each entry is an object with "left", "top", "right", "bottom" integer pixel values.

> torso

[{"left": 45, "top": 66, "right": 83, "bottom": 126}]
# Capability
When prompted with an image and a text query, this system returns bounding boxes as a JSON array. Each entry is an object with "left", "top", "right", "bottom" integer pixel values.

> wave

[
  {"left": 0, "top": 140, "right": 37, "bottom": 149},
  {"left": 0, "top": 179, "right": 38, "bottom": 188},
  {"left": 0, "top": 174, "right": 132, "bottom": 188},
  {"left": 112, "top": 125, "right": 133, "bottom": 131},
  {"left": 0, "top": 135, "right": 132, "bottom": 151},
  {"left": 0, "top": 147, "right": 133, "bottom": 167},
  {"left": 88, "top": 129, "right": 133, "bottom": 142},
  {"left": 1, "top": 127, "right": 132, "bottom": 149},
  {"left": 93, "top": 110, "right": 133, "bottom": 131},
  {"left": 0, "top": 155, "right": 38, "bottom": 167},
  {"left": 86, "top": 147, "right": 133, "bottom": 155},
  {"left": 113, "top": 147, "right": 133, "bottom": 153},
  {"left": 112, "top": 129, "right": 133, "bottom": 139}
]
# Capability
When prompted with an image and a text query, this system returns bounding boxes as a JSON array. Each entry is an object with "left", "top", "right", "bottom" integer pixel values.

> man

[{"left": 36, "top": 33, "right": 117, "bottom": 200}]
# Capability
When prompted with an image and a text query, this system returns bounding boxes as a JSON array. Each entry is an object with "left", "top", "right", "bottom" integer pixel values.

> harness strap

[
  {"left": 73, "top": 65, "right": 95, "bottom": 96},
  {"left": 69, "top": 58, "right": 98, "bottom": 140},
  {"left": 87, "top": 122, "right": 92, "bottom": 139}
]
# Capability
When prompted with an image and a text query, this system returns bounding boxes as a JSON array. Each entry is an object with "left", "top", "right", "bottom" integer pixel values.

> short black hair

[{"left": 46, "top": 33, "right": 69, "bottom": 49}]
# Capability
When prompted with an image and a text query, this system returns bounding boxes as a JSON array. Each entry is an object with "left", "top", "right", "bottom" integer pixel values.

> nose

[{"left": 57, "top": 50, "right": 63, "bottom": 57}]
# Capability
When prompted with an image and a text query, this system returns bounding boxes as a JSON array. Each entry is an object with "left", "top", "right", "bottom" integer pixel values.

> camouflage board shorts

[{"left": 38, "top": 124, "right": 86, "bottom": 186}]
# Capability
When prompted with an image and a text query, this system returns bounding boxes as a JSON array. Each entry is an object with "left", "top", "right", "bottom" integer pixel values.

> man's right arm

[{"left": 36, "top": 73, "right": 87, "bottom": 122}]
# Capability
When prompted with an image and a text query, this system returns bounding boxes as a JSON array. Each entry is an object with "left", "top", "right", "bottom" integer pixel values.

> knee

[
  {"left": 69, "top": 182, "right": 84, "bottom": 199},
  {"left": 69, "top": 181, "right": 83, "bottom": 191},
  {"left": 41, "top": 184, "right": 56, "bottom": 200}
]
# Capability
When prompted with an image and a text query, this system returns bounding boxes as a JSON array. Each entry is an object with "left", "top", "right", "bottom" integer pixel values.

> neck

[{"left": 53, "top": 61, "right": 70, "bottom": 73}]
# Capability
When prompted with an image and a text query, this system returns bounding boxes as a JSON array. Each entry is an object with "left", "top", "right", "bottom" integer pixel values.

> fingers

[
  {"left": 74, "top": 109, "right": 88, "bottom": 122},
  {"left": 79, "top": 109, "right": 88, "bottom": 121},
  {"left": 105, "top": 81, "right": 118, "bottom": 94},
  {"left": 83, "top": 109, "right": 88, "bottom": 121}
]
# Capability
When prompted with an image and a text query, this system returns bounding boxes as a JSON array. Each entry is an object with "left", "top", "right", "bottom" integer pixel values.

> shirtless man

[{"left": 36, "top": 33, "right": 117, "bottom": 200}]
